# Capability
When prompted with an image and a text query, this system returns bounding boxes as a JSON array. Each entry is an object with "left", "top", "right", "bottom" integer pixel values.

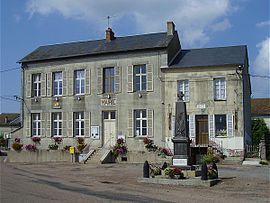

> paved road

[{"left": 1, "top": 161, "right": 269, "bottom": 203}]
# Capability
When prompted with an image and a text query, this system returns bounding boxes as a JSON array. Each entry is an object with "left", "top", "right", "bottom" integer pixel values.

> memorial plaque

[{"left": 173, "top": 158, "right": 188, "bottom": 166}]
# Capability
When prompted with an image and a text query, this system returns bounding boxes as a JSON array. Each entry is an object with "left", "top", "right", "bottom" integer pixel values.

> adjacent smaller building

[{"left": 251, "top": 98, "right": 270, "bottom": 129}]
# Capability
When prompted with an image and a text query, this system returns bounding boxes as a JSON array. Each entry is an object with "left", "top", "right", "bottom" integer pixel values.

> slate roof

[
  {"left": 251, "top": 98, "right": 270, "bottom": 116},
  {"left": 169, "top": 45, "right": 247, "bottom": 68},
  {"left": 19, "top": 32, "right": 174, "bottom": 63}
]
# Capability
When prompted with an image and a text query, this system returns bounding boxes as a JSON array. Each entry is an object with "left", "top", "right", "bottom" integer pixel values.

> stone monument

[{"left": 172, "top": 92, "right": 190, "bottom": 167}]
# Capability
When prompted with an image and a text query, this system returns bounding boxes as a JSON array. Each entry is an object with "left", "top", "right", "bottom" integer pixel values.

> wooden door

[{"left": 195, "top": 115, "right": 209, "bottom": 145}]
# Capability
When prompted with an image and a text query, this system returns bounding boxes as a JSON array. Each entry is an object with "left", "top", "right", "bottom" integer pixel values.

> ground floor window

[
  {"left": 31, "top": 113, "right": 41, "bottom": 136},
  {"left": 52, "top": 112, "right": 62, "bottom": 136},
  {"left": 74, "top": 112, "right": 84, "bottom": 137},
  {"left": 134, "top": 109, "right": 147, "bottom": 136},
  {"left": 215, "top": 114, "right": 227, "bottom": 137}
]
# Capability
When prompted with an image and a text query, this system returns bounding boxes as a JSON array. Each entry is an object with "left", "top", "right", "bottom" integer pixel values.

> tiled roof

[
  {"left": 19, "top": 32, "right": 174, "bottom": 63},
  {"left": 169, "top": 45, "right": 247, "bottom": 68},
  {"left": 251, "top": 98, "right": 270, "bottom": 116}
]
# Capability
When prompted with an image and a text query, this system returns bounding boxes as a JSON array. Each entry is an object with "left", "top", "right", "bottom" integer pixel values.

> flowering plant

[
  {"left": 143, "top": 137, "right": 158, "bottom": 152},
  {"left": 12, "top": 138, "right": 23, "bottom": 151},
  {"left": 164, "top": 167, "right": 184, "bottom": 179},
  {"left": 25, "top": 144, "right": 37, "bottom": 152},
  {"left": 76, "top": 137, "right": 86, "bottom": 153},
  {"left": 48, "top": 144, "right": 58, "bottom": 150},
  {"left": 53, "top": 136, "right": 63, "bottom": 144},
  {"left": 112, "top": 138, "right": 128, "bottom": 158},
  {"left": 158, "top": 147, "right": 173, "bottom": 157},
  {"left": 63, "top": 145, "right": 71, "bottom": 152},
  {"left": 31, "top": 136, "right": 41, "bottom": 144}
]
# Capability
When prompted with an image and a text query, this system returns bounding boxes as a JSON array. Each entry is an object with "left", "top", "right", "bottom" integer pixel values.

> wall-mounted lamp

[
  {"left": 34, "top": 98, "right": 38, "bottom": 103},
  {"left": 107, "top": 94, "right": 111, "bottom": 99},
  {"left": 77, "top": 96, "right": 81, "bottom": 101},
  {"left": 54, "top": 97, "right": 59, "bottom": 102},
  {"left": 138, "top": 93, "right": 142, "bottom": 98}
]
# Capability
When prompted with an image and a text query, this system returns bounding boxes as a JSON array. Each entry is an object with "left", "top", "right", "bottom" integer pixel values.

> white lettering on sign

[
  {"left": 173, "top": 158, "right": 188, "bottom": 166},
  {"left": 196, "top": 103, "right": 206, "bottom": 109},
  {"left": 101, "top": 99, "right": 116, "bottom": 106}
]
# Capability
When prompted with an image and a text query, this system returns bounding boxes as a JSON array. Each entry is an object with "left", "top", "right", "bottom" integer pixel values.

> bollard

[
  {"left": 212, "top": 162, "right": 218, "bottom": 178},
  {"left": 143, "top": 161, "right": 150, "bottom": 178},
  {"left": 201, "top": 163, "right": 208, "bottom": 180}
]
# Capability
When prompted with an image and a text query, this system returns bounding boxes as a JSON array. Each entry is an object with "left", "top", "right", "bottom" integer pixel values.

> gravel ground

[{"left": 1, "top": 161, "right": 269, "bottom": 203}]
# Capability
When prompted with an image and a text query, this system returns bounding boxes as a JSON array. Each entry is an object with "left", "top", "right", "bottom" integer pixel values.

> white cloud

[
  {"left": 256, "top": 20, "right": 270, "bottom": 28},
  {"left": 25, "top": 0, "right": 234, "bottom": 47},
  {"left": 252, "top": 37, "right": 270, "bottom": 98}
]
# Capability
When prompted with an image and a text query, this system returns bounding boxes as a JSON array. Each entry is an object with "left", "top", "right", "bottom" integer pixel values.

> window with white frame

[
  {"left": 134, "top": 65, "right": 147, "bottom": 91},
  {"left": 32, "top": 74, "right": 41, "bottom": 97},
  {"left": 74, "top": 112, "right": 84, "bottom": 137},
  {"left": 103, "top": 68, "right": 114, "bottom": 94},
  {"left": 214, "top": 78, "right": 226, "bottom": 100},
  {"left": 53, "top": 72, "right": 63, "bottom": 96},
  {"left": 52, "top": 112, "right": 62, "bottom": 136},
  {"left": 31, "top": 113, "right": 41, "bottom": 136},
  {"left": 134, "top": 109, "right": 147, "bottom": 136},
  {"left": 74, "top": 70, "right": 85, "bottom": 95},
  {"left": 177, "top": 80, "right": 189, "bottom": 101},
  {"left": 215, "top": 114, "right": 227, "bottom": 137}
]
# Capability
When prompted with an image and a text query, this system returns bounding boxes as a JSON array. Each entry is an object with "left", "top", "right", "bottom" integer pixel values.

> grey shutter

[
  {"left": 227, "top": 113, "right": 234, "bottom": 137},
  {"left": 67, "top": 112, "right": 73, "bottom": 137},
  {"left": 62, "top": 71, "right": 67, "bottom": 96},
  {"left": 146, "top": 64, "right": 153, "bottom": 92},
  {"left": 127, "top": 65, "right": 133, "bottom": 92},
  {"left": 85, "top": 112, "right": 91, "bottom": 137},
  {"left": 85, "top": 69, "right": 91, "bottom": 94},
  {"left": 147, "top": 109, "right": 153, "bottom": 137},
  {"left": 25, "top": 114, "right": 31, "bottom": 137},
  {"left": 114, "top": 66, "right": 122, "bottom": 93},
  {"left": 47, "top": 73, "right": 52, "bottom": 97},
  {"left": 189, "top": 115, "right": 195, "bottom": 139},
  {"left": 127, "top": 109, "right": 133, "bottom": 137},
  {"left": 67, "top": 70, "right": 73, "bottom": 96},
  {"left": 62, "top": 112, "right": 67, "bottom": 137},
  {"left": 41, "top": 73, "right": 46, "bottom": 97},
  {"left": 46, "top": 113, "right": 51, "bottom": 137},
  {"left": 41, "top": 112, "right": 46, "bottom": 137},
  {"left": 208, "top": 114, "right": 215, "bottom": 138},
  {"left": 26, "top": 73, "right": 32, "bottom": 98},
  {"left": 97, "top": 67, "right": 103, "bottom": 94}
]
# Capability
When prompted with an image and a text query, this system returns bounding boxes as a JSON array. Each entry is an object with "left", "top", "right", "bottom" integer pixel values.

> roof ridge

[{"left": 182, "top": 45, "right": 246, "bottom": 51}]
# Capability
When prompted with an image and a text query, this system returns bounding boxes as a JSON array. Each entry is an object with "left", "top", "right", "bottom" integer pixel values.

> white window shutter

[
  {"left": 208, "top": 114, "right": 215, "bottom": 138},
  {"left": 26, "top": 73, "right": 32, "bottom": 98},
  {"left": 62, "top": 112, "right": 67, "bottom": 137},
  {"left": 127, "top": 65, "right": 133, "bottom": 93},
  {"left": 85, "top": 112, "right": 91, "bottom": 137},
  {"left": 114, "top": 66, "right": 122, "bottom": 93},
  {"left": 46, "top": 113, "right": 51, "bottom": 137},
  {"left": 41, "top": 112, "right": 45, "bottom": 137},
  {"left": 41, "top": 73, "right": 46, "bottom": 97},
  {"left": 85, "top": 69, "right": 91, "bottom": 94},
  {"left": 97, "top": 67, "right": 103, "bottom": 94},
  {"left": 227, "top": 113, "right": 234, "bottom": 137},
  {"left": 25, "top": 114, "right": 31, "bottom": 137},
  {"left": 147, "top": 109, "right": 154, "bottom": 137},
  {"left": 127, "top": 109, "right": 134, "bottom": 137},
  {"left": 67, "top": 112, "right": 73, "bottom": 137},
  {"left": 62, "top": 71, "right": 67, "bottom": 96},
  {"left": 47, "top": 73, "right": 52, "bottom": 97},
  {"left": 146, "top": 64, "right": 153, "bottom": 92},
  {"left": 189, "top": 115, "right": 195, "bottom": 139}
]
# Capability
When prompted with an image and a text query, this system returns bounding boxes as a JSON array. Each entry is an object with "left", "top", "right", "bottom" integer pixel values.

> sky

[{"left": 1, "top": 0, "right": 269, "bottom": 113}]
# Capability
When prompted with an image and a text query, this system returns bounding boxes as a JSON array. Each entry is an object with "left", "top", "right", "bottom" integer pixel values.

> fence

[{"left": 245, "top": 145, "right": 259, "bottom": 158}]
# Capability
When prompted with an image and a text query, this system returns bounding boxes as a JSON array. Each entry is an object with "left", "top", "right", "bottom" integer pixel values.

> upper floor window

[
  {"left": 134, "top": 109, "right": 147, "bottom": 136},
  {"left": 31, "top": 113, "right": 41, "bottom": 137},
  {"left": 214, "top": 78, "right": 226, "bottom": 100},
  {"left": 177, "top": 80, "right": 189, "bottom": 101},
  {"left": 52, "top": 112, "right": 62, "bottom": 136},
  {"left": 53, "top": 72, "right": 63, "bottom": 96},
  {"left": 32, "top": 74, "right": 41, "bottom": 97},
  {"left": 74, "top": 70, "right": 85, "bottom": 95},
  {"left": 74, "top": 112, "right": 84, "bottom": 137},
  {"left": 103, "top": 68, "right": 114, "bottom": 94},
  {"left": 134, "top": 65, "right": 147, "bottom": 91}
]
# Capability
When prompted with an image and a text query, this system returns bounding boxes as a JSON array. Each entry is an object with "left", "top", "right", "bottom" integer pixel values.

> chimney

[
  {"left": 106, "top": 28, "right": 115, "bottom": 42},
  {"left": 167, "top": 21, "right": 175, "bottom": 35}
]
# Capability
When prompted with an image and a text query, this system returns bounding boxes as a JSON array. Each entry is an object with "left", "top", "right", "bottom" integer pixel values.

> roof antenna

[{"left": 107, "top": 16, "right": 111, "bottom": 28}]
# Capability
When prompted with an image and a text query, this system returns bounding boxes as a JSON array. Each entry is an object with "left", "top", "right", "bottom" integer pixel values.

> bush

[
  {"left": 112, "top": 138, "right": 128, "bottom": 158},
  {"left": 48, "top": 144, "right": 58, "bottom": 150},
  {"left": 252, "top": 118, "right": 269, "bottom": 145},
  {"left": 12, "top": 143, "right": 23, "bottom": 151}
]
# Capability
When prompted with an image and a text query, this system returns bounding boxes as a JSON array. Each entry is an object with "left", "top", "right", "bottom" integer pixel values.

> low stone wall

[{"left": 7, "top": 150, "right": 71, "bottom": 163}]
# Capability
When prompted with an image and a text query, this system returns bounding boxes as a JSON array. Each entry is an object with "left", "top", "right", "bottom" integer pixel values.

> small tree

[{"left": 251, "top": 118, "right": 269, "bottom": 145}]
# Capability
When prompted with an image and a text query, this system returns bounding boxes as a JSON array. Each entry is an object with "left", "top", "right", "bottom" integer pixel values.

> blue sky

[{"left": 1, "top": 0, "right": 269, "bottom": 113}]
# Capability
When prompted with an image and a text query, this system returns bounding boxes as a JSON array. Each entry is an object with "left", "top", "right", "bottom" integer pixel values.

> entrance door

[
  {"left": 195, "top": 115, "right": 209, "bottom": 145},
  {"left": 103, "top": 111, "right": 116, "bottom": 147}
]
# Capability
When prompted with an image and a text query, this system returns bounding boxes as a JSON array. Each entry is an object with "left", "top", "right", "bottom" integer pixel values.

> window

[
  {"left": 103, "top": 68, "right": 114, "bottom": 93},
  {"left": 52, "top": 113, "right": 62, "bottom": 136},
  {"left": 177, "top": 80, "right": 189, "bottom": 101},
  {"left": 53, "top": 72, "right": 63, "bottom": 96},
  {"left": 74, "top": 112, "right": 84, "bottom": 137},
  {"left": 134, "top": 65, "right": 146, "bottom": 91},
  {"left": 74, "top": 70, "right": 85, "bottom": 95},
  {"left": 32, "top": 74, "right": 41, "bottom": 97},
  {"left": 134, "top": 109, "right": 147, "bottom": 136},
  {"left": 31, "top": 113, "right": 41, "bottom": 136},
  {"left": 214, "top": 78, "right": 226, "bottom": 100},
  {"left": 215, "top": 114, "right": 227, "bottom": 137}
]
